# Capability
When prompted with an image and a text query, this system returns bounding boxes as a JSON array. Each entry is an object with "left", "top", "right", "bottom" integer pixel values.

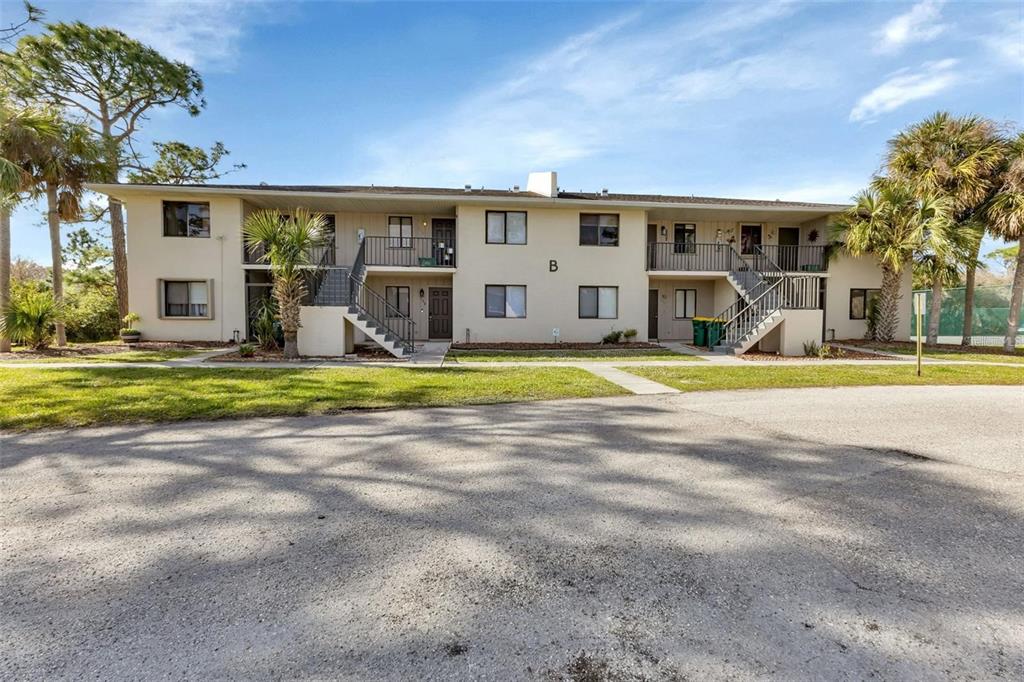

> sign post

[{"left": 914, "top": 292, "right": 924, "bottom": 376}]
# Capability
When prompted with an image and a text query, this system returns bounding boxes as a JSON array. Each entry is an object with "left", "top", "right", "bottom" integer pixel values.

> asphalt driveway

[{"left": 2, "top": 385, "right": 1022, "bottom": 679}]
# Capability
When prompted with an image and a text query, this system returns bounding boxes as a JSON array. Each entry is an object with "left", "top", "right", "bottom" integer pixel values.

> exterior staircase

[
  {"left": 710, "top": 246, "right": 818, "bottom": 355},
  {"left": 305, "top": 237, "right": 416, "bottom": 358}
]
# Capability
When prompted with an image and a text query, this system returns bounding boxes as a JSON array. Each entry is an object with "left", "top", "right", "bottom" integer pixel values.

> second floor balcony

[
  {"left": 363, "top": 236, "right": 456, "bottom": 269},
  {"left": 646, "top": 242, "right": 830, "bottom": 273}
]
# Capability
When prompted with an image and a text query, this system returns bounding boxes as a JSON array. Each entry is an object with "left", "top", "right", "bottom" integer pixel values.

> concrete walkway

[{"left": 581, "top": 364, "right": 680, "bottom": 394}]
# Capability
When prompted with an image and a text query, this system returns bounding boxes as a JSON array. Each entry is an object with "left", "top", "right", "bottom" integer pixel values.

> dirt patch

[
  {"left": 2, "top": 341, "right": 226, "bottom": 361},
  {"left": 452, "top": 342, "right": 661, "bottom": 351}
]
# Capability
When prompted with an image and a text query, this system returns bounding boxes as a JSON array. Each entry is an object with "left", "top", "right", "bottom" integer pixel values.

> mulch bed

[
  {"left": 740, "top": 348, "right": 900, "bottom": 361},
  {"left": 211, "top": 344, "right": 403, "bottom": 363},
  {"left": 840, "top": 339, "right": 1023, "bottom": 357},
  {"left": 2, "top": 341, "right": 228, "bottom": 361},
  {"left": 450, "top": 342, "right": 661, "bottom": 351}
]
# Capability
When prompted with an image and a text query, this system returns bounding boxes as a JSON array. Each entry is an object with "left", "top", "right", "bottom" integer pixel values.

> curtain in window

[
  {"left": 165, "top": 281, "right": 189, "bottom": 316},
  {"left": 579, "top": 287, "right": 598, "bottom": 318},
  {"left": 487, "top": 212, "right": 506, "bottom": 243},
  {"left": 505, "top": 212, "right": 526, "bottom": 244},
  {"left": 485, "top": 285, "right": 505, "bottom": 317},
  {"left": 388, "top": 217, "right": 412, "bottom": 248},
  {"left": 675, "top": 289, "right": 696, "bottom": 318},
  {"left": 597, "top": 287, "right": 617, "bottom": 318},
  {"left": 505, "top": 286, "right": 526, "bottom": 318}
]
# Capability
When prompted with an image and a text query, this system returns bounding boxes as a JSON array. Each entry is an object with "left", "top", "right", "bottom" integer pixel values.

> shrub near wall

[{"left": 63, "top": 285, "right": 120, "bottom": 341}]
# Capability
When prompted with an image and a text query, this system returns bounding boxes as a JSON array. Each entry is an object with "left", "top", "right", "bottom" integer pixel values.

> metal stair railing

[
  {"left": 712, "top": 276, "right": 787, "bottom": 349},
  {"left": 346, "top": 238, "right": 416, "bottom": 353}
]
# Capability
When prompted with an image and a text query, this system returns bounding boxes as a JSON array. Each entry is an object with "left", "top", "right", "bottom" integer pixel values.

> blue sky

[{"left": 5, "top": 0, "right": 1022, "bottom": 266}]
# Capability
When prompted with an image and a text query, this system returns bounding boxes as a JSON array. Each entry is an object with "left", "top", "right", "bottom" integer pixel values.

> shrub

[
  {"left": 803, "top": 340, "right": 820, "bottom": 357},
  {"left": 623, "top": 328, "right": 638, "bottom": 341},
  {"left": 1, "top": 289, "right": 63, "bottom": 350},
  {"left": 63, "top": 285, "right": 119, "bottom": 341},
  {"left": 239, "top": 343, "right": 256, "bottom": 357},
  {"left": 251, "top": 298, "right": 279, "bottom": 350},
  {"left": 602, "top": 330, "right": 623, "bottom": 344}
]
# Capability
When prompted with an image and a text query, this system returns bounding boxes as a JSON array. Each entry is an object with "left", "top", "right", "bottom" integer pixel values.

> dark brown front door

[
  {"left": 648, "top": 289, "right": 659, "bottom": 340},
  {"left": 432, "top": 219, "right": 456, "bottom": 267},
  {"left": 429, "top": 287, "right": 453, "bottom": 339}
]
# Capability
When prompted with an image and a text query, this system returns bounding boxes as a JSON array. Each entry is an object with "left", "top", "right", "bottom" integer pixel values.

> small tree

[
  {"left": 242, "top": 209, "right": 327, "bottom": 359},
  {"left": 834, "top": 177, "right": 955, "bottom": 342},
  {"left": 1, "top": 287, "right": 62, "bottom": 349}
]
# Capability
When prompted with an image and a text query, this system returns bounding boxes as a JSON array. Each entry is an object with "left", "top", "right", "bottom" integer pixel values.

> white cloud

[
  {"left": 984, "top": 16, "right": 1024, "bottom": 69},
  {"left": 849, "top": 59, "right": 959, "bottom": 122},
  {"left": 91, "top": 0, "right": 278, "bottom": 69},
  {"left": 874, "top": 0, "right": 946, "bottom": 55},
  {"left": 360, "top": 2, "right": 825, "bottom": 186}
]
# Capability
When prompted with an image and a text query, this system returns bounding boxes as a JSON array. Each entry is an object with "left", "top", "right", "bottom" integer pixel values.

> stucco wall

[
  {"left": 779, "top": 309, "right": 825, "bottom": 356},
  {"left": 125, "top": 193, "right": 246, "bottom": 342},
  {"left": 297, "top": 306, "right": 350, "bottom": 356},
  {"left": 452, "top": 205, "right": 650, "bottom": 343},
  {"left": 365, "top": 273, "right": 454, "bottom": 341},
  {"left": 649, "top": 278, "right": 718, "bottom": 340},
  {"left": 825, "top": 253, "right": 912, "bottom": 342}
]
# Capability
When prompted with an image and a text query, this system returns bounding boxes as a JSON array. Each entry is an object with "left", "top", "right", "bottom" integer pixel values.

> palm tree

[
  {"left": 0, "top": 100, "right": 59, "bottom": 352},
  {"left": 242, "top": 208, "right": 327, "bottom": 359},
  {"left": 914, "top": 224, "right": 980, "bottom": 344},
  {"left": 886, "top": 112, "right": 1004, "bottom": 346},
  {"left": 834, "top": 177, "right": 955, "bottom": 342},
  {"left": 27, "top": 117, "right": 100, "bottom": 346},
  {"left": 985, "top": 131, "right": 1024, "bottom": 352}
]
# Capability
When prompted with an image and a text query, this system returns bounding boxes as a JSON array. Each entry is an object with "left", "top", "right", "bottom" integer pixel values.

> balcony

[
  {"left": 363, "top": 236, "right": 456, "bottom": 269},
  {"left": 244, "top": 239, "right": 336, "bottom": 266},
  {"left": 646, "top": 242, "right": 737, "bottom": 271},
  {"left": 757, "top": 245, "right": 830, "bottom": 272}
]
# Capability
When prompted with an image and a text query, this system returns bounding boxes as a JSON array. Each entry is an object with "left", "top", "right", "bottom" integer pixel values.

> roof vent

[
  {"left": 259, "top": 181, "right": 268, "bottom": 186},
  {"left": 464, "top": 184, "right": 472, "bottom": 193},
  {"left": 512, "top": 184, "right": 520, "bottom": 193},
  {"left": 601, "top": 188, "right": 609, "bottom": 197}
]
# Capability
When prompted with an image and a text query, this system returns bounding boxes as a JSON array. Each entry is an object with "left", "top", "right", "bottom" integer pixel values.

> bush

[
  {"left": 803, "top": 340, "right": 820, "bottom": 357},
  {"left": 602, "top": 330, "right": 623, "bottom": 344},
  {"left": 623, "top": 328, "right": 638, "bottom": 341},
  {"left": 239, "top": 343, "right": 256, "bottom": 357},
  {"left": 2, "top": 289, "right": 63, "bottom": 350},
  {"left": 251, "top": 298, "right": 279, "bottom": 350},
  {"left": 63, "top": 285, "right": 119, "bottom": 342}
]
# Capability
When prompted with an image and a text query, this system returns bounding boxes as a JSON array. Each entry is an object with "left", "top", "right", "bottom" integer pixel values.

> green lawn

[
  {"left": 858, "top": 342, "right": 1024, "bottom": 365},
  {"left": 623, "top": 363, "right": 1024, "bottom": 392},
  {"left": 0, "top": 366, "right": 628, "bottom": 431},
  {"left": 1, "top": 348, "right": 211, "bottom": 363},
  {"left": 448, "top": 348, "right": 702, "bottom": 362}
]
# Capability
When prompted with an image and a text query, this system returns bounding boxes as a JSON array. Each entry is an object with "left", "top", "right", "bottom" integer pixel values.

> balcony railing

[
  {"left": 646, "top": 242, "right": 738, "bottom": 271},
  {"left": 757, "top": 244, "right": 830, "bottom": 272},
  {"left": 363, "top": 236, "right": 456, "bottom": 268},
  {"left": 244, "top": 237, "right": 337, "bottom": 267}
]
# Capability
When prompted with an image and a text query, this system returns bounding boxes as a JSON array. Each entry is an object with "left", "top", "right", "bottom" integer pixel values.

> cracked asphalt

[{"left": 2, "top": 385, "right": 1022, "bottom": 680}]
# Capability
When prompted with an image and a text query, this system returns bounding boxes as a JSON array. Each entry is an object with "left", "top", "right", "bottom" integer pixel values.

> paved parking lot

[{"left": 2, "top": 385, "right": 1022, "bottom": 679}]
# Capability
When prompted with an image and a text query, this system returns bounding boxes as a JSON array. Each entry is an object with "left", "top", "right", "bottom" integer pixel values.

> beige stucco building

[{"left": 91, "top": 171, "right": 911, "bottom": 357}]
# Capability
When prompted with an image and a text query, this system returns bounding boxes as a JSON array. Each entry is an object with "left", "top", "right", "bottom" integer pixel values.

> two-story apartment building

[{"left": 89, "top": 171, "right": 911, "bottom": 357}]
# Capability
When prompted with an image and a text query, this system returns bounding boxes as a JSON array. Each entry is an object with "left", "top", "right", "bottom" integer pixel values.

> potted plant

[
  {"left": 623, "top": 328, "right": 638, "bottom": 343},
  {"left": 120, "top": 312, "right": 141, "bottom": 345}
]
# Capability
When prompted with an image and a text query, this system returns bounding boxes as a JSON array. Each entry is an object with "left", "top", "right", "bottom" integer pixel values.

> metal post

[{"left": 915, "top": 292, "right": 924, "bottom": 376}]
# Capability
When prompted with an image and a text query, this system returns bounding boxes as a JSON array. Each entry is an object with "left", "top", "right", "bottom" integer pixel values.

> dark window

[
  {"left": 849, "top": 288, "right": 880, "bottom": 320},
  {"left": 673, "top": 224, "right": 696, "bottom": 254},
  {"left": 674, "top": 289, "right": 696, "bottom": 319},
  {"left": 486, "top": 211, "right": 527, "bottom": 244},
  {"left": 485, "top": 285, "right": 526, "bottom": 318},
  {"left": 163, "top": 280, "right": 210, "bottom": 318},
  {"left": 580, "top": 213, "right": 619, "bottom": 246},
  {"left": 388, "top": 216, "right": 412, "bottom": 248},
  {"left": 163, "top": 202, "right": 210, "bottom": 237},
  {"left": 579, "top": 286, "right": 618, "bottom": 319},
  {"left": 386, "top": 286, "right": 410, "bottom": 317}
]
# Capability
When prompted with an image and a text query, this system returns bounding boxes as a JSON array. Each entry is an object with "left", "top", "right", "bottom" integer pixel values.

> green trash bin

[
  {"left": 692, "top": 319, "right": 707, "bottom": 347},
  {"left": 706, "top": 320, "right": 724, "bottom": 349}
]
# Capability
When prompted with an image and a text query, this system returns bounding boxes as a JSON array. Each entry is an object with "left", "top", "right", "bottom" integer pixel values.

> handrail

[
  {"left": 363, "top": 236, "right": 456, "bottom": 268},
  {"left": 304, "top": 235, "right": 337, "bottom": 304},
  {"left": 758, "top": 244, "right": 830, "bottom": 272},
  {"left": 346, "top": 238, "right": 416, "bottom": 353},
  {"left": 711, "top": 276, "right": 787, "bottom": 348}
]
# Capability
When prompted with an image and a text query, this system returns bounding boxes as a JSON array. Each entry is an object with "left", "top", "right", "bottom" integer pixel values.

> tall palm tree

[
  {"left": 985, "top": 131, "right": 1024, "bottom": 352},
  {"left": 0, "top": 100, "right": 59, "bottom": 352},
  {"left": 242, "top": 208, "right": 327, "bottom": 359},
  {"left": 914, "top": 223, "right": 980, "bottom": 344},
  {"left": 27, "top": 117, "right": 100, "bottom": 346},
  {"left": 834, "top": 177, "right": 955, "bottom": 342},
  {"left": 886, "top": 112, "right": 1004, "bottom": 345}
]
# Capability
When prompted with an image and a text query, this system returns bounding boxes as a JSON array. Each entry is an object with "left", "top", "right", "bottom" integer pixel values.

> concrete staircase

[{"left": 341, "top": 306, "right": 409, "bottom": 358}]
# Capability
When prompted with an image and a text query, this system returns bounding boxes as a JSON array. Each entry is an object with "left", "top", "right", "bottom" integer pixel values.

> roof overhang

[{"left": 87, "top": 183, "right": 848, "bottom": 222}]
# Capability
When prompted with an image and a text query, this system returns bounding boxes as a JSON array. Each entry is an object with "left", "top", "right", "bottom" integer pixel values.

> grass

[
  {"left": 0, "top": 366, "right": 628, "bottom": 431},
  {"left": 857, "top": 342, "right": 1024, "bottom": 365},
  {"left": 448, "top": 348, "right": 702, "bottom": 362},
  {"left": 1, "top": 348, "right": 210, "bottom": 363},
  {"left": 623, "top": 363, "right": 1024, "bottom": 392}
]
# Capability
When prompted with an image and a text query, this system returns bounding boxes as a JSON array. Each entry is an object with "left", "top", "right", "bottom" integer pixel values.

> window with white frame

[
  {"left": 674, "top": 289, "right": 696, "bottom": 319},
  {"left": 385, "top": 286, "right": 410, "bottom": 317},
  {"left": 579, "top": 286, "right": 618, "bottom": 319},
  {"left": 485, "top": 285, "right": 526, "bottom": 318},
  {"left": 162, "top": 280, "right": 210, "bottom": 318},
  {"left": 486, "top": 211, "right": 527, "bottom": 244},
  {"left": 387, "top": 216, "right": 412, "bottom": 248}
]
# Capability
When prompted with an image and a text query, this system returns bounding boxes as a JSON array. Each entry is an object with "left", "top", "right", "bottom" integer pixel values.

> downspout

[{"left": 217, "top": 235, "right": 225, "bottom": 341}]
